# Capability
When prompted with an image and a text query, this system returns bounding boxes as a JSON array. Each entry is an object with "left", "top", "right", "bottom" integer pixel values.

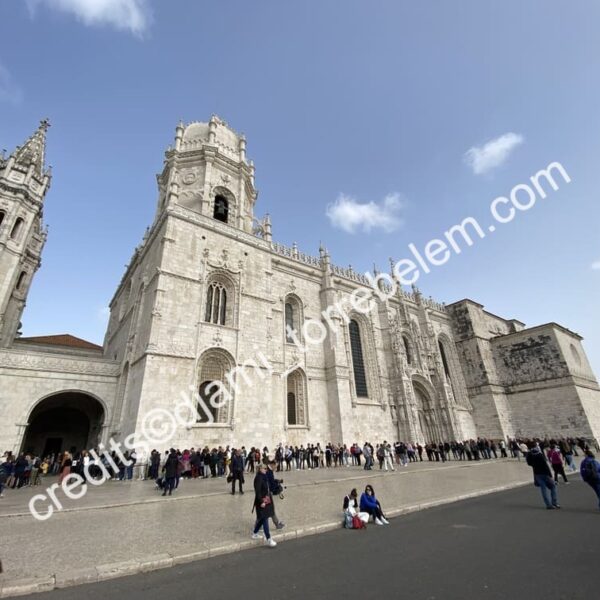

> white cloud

[
  {"left": 592, "top": 260, "right": 600, "bottom": 271},
  {"left": 326, "top": 193, "right": 404, "bottom": 234},
  {"left": 0, "top": 62, "right": 23, "bottom": 105},
  {"left": 464, "top": 132, "right": 524, "bottom": 175},
  {"left": 26, "top": 0, "right": 152, "bottom": 37},
  {"left": 97, "top": 306, "right": 110, "bottom": 321}
]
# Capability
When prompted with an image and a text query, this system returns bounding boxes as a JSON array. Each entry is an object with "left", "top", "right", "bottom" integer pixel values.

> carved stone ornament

[{"left": 182, "top": 171, "right": 197, "bottom": 185}]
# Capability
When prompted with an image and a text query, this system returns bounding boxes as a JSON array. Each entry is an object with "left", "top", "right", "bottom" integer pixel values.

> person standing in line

[
  {"left": 382, "top": 442, "right": 395, "bottom": 472},
  {"left": 251, "top": 464, "right": 277, "bottom": 547},
  {"left": 547, "top": 444, "right": 568, "bottom": 484},
  {"left": 58, "top": 452, "right": 72, "bottom": 485},
  {"left": 0, "top": 454, "right": 12, "bottom": 497},
  {"left": 526, "top": 446, "right": 560, "bottom": 510},
  {"left": 579, "top": 450, "right": 600, "bottom": 510},
  {"left": 230, "top": 448, "right": 245, "bottom": 495},
  {"left": 363, "top": 443, "right": 372, "bottom": 470}
]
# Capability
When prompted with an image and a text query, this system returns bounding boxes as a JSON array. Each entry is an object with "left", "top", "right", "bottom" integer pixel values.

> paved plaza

[
  {"left": 0, "top": 459, "right": 536, "bottom": 596},
  {"left": 17, "top": 480, "right": 597, "bottom": 600}
]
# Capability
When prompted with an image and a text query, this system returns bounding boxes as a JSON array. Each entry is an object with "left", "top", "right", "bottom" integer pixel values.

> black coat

[
  {"left": 253, "top": 471, "right": 274, "bottom": 519},
  {"left": 164, "top": 453, "right": 179, "bottom": 478}
]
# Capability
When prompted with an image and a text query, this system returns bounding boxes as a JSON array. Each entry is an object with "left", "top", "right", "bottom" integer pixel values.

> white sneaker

[
  {"left": 381, "top": 517, "right": 390, "bottom": 525},
  {"left": 251, "top": 532, "right": 263, "bottom": 540},
  {"left": 375, "top": 518, "right": 384, "bottom": 525},
  {"left": 266, "top": 537, "right": 277, "bottom": 547}
]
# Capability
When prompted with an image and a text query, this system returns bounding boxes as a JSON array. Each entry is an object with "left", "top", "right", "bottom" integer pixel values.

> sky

[{"left": 1, "top": 0, "right": 599, "bottom": 374}]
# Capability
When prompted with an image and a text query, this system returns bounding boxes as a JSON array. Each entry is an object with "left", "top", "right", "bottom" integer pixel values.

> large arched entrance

[
  {"left": 413, "top": 381, "right": 439, "bottom": 443},
  {"left": 21, "top": 392, "right": 105, "bottom": 457}
]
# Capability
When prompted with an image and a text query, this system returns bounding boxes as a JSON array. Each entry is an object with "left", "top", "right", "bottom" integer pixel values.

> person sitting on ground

[
  {"left": 359, "top": 484, "right": 389, "bottom": 525},
  {"left": 343, "top": 488, "right": 369, "bottom": 527}
]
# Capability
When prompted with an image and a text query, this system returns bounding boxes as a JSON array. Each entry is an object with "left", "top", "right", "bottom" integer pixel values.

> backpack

[{"left": 352, "top": 515, "right": 366, "bottom": 530}]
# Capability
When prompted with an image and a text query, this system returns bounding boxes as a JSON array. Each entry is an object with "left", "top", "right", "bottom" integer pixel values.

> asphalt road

[{"left": 18, "top": 479, "right": 600, "bottom": 600}]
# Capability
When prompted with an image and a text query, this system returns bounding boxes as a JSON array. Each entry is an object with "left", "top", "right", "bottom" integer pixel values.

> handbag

[
  {"left": 352, "top": 514, "right": 366, "bottom": 530},
  {"left": 226, "top": 474, "right": 233, "bottom": 483}
]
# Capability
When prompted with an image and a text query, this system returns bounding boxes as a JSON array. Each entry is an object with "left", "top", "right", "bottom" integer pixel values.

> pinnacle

[{"left": 13, "top": 118, "right": 50, "bottom": 177}]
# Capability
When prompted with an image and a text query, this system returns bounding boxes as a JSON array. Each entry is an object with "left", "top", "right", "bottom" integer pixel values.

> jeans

[
  {"left": 162, "top": 476, "right": 175, "bottom": 495},
  {"left": 254, "top": 515, "right": 271, "bottom": 539},
  {"left": 534, "top": 474, "right": 558, "bottom": 508},
  {"left": 586, "top": 481, "right": 600, "bottom": 509}
]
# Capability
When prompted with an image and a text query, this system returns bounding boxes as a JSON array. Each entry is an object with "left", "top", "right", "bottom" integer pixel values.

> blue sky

[{"left": 1, "top": 1, "right": 599, "bottom": 374}]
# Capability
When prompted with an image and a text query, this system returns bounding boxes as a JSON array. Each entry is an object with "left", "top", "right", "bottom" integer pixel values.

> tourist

[
  {"left": 265, "top": 460, "right": 285, "bottom": 529},
  {"left": 0, "top": 453, "right": 12, "bottom": 497},
  {"left": 363, "top": 442, "right": 372, "bottom": 470},
  {"left": 547, "top": 444, "right": 568, "bottom": 484},
  {"left": 251, "top": 464, "right": 277, "bottom": 547},
  {"left": 360, "top": 485, "right": 389, "bottom": 525},
  {"left": 161, "top": 449, "right": 179, "bottom": 497},
  {"left": 382, "top": 441, "right": 395, "bottom": 472},
  {"left": 579, "top": 450, "right": 600, "bottom": 510},
  {"left": 230, "top": 448, "right": 245, "bottom": 495},
  {"left": 526, "top": 446, "right": 560, "bottom": 509},
  {"left": 343, "top": 488, "right": 369, "bottom": 527},
  {"left": 58, "top": 451, "right": 72, "bottom": 485}
]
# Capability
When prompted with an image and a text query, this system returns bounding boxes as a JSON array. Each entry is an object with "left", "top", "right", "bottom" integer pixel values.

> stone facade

[{"left": 1, "top": 117, "right": 599, "bottom": 456}]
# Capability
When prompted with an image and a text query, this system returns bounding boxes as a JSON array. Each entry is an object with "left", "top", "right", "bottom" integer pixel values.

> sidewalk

[{"left": 0, "top": 459, "right": 532, "bottom": 597}]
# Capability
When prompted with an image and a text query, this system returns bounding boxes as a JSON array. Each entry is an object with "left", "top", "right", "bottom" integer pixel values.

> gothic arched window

[
  {"left": 205, "top": 281, "right": 228, "bottom": 325},
  {"left": 285, "top": 302, "right": 295, "bottom": 342},
  {"left": 213, "top": 195, "right": 229, "bottom": 223},
  {"left": 287, "top": 392, "right": 296, "bottom": 425},
  {"left": 197, "top": 350, "right": 234, "bottom": 424},
  {"left": 284, "top": 295, "right": 303, "bottom": 344},
  {"left": 349, "top": 319, "right": 368, "bottom": 397},
  {"left": 286, "top": 369, "right": 307, "bottom": 426},
  {"left": 438, "top": 340, "right": 451, "bottom": 379},
  {"left": 16, "top": 271, "right": 26, "bottom": 291},
  {"left": 403, "top": 335, "right": 412, "bottom": 365},
  {"left": 10, "top": 217, "right": 24, "bottom": 240}
]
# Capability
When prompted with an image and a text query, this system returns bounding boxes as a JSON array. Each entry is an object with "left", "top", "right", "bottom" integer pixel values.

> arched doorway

[
  {"left": 413, "top": 382, "right": 438, "bottom": 443},
  {"left": 21, "top": 392, "right": 105, "bottom": 457}
]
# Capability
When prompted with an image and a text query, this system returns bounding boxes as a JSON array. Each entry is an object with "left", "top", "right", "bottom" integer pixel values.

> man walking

[
  {"left": 526, "top": 445, "right": 560, "bottom": 509},
  {"left": 579, "top": 450, "right": 600, "bottom": 510}
]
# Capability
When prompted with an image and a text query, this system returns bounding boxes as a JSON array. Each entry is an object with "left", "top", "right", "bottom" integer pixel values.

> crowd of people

[{"left": 1, "top": 436, "right": 595, "bottom": 497}]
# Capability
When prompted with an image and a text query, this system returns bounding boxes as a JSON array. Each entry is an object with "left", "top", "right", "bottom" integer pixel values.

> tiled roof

[{"left": 17, "top": 334, "right": 103, "bottom": 351}]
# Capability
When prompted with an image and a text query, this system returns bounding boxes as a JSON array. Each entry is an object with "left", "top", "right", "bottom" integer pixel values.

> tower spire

[{"left": 13, "top": 118, "right": 50, "bottom": 177}]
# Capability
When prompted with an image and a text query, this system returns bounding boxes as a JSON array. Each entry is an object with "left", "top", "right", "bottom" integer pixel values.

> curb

[{"left": 0, "top": 478, "right": 530, "bottom": 598}]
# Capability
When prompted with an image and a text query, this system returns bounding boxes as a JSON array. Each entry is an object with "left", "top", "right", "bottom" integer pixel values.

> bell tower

[
  {"left": 154, "top": 115, "right": 258, "bottom": 233},
  {"left": 0, "top": 119, "right": 51, "bottom": 347}
]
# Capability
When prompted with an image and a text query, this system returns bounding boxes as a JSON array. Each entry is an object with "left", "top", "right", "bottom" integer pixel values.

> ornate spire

[{"left": 13, "top": 118, "right": 50, "bottom": 177}]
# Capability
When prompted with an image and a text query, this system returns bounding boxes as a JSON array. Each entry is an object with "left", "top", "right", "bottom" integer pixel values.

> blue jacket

[
  {"left": 360, "top": 492, "right": 378, "bottom": 511},
  {"left": 580, "top": 457, "right": 600, "bottom": 483}
]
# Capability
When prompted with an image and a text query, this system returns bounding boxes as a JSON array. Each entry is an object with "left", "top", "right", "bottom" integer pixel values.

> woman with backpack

[
  {"left": 343, "top": 488, "right": 369, "bottom": 529},
  {"left": 547, "top": 444, "right": 569, "bottom": 483}
]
